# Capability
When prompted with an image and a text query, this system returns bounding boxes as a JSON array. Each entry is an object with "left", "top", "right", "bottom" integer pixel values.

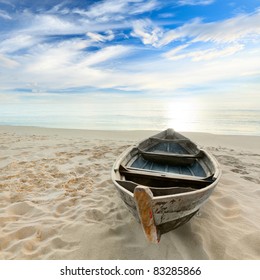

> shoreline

[
  {"left": 1, "top": 125, "right": 260, "bottom": 152},
  {"left": 1, "top": 123, "right": 260, "bottom": 136},
  {"left": 0, "top": 125, "right": 260, "bottom": 259}
]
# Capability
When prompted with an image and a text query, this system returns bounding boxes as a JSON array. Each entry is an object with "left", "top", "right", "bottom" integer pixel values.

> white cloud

[
  {"left": 158, "top": 10, "right": 260, "bottom": 46},
  {"left": 86, "top": 30, "right": 115, "bottom": 42},
  {"left": 75, "top": 0, "right": 126, "bottom": 19},
  {"left": 0, "top": 12, "right": 85, "bottom": 49},
  {"left": 178, "top": 0, "right": 214, "bottom": 6},
  {"left": 5, "top": 40, "right": 132, "bottom": 92},
  {"left": 2, "top": 9, "right": 131, "bottom": 41},
  {"left": 129, "top": 48, "right": 260, "bottom": 92},
  {"left": 79, "top": 45, "right": 131, "bottom": 67},
  {"left": 191, "top": 44, "right": 244, "bottom": 61},
  {"left": 157, "top": 9, "right": 260, "bottom": 68},
  {"left": 131, "top": 19, "right": 163, "bottom": 47},
  {"left": 73, "top": 0, "right": 159, "bottom": 22},
  {"left": 47, "top": 3, "right": 70, "bottom": 15},
  {"left": 0, "top": 0, "right": 259, "bottom": 99},
  {"left": 163, "top": 44, "right": 190, "bottom": 57},
  {"left": 27, "top": 14, "right": 79, "bottom": 35},
  {"left": 130, "top": 0, "right": 159, "bottom": 15},
  {"left": 0, "top": 35, "right": 41, "bottom": 53},
  {"left": 191, "top": 12, "right": 260, "bottom": 43},
  {"left": 158, "top": 13, "right": 175, "bottom": 18},
  {"left": 1, "top": 42, "right": 259, "bottom": 96},
  {"left": 0, "top": 0, "right": 15, "bottom": 7},
  {"left": 164, "top": 43, "right": 244, "bottom": 61},
  {"left": 0, "top": 9, "right": 12, "bottom": 20},
  {"left": 0, "top": 54, "right": 19, "bottom": 68},
  {"left": 27, "top": 48, "right": 75, "bottom": 72},
  {"left": 26, "top": 39, "right": 91, "bottom": 72}
]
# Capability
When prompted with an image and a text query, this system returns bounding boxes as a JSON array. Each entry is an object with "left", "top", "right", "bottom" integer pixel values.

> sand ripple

[{"left": 0, "top": 128, "right": 259, "bottom": 259}]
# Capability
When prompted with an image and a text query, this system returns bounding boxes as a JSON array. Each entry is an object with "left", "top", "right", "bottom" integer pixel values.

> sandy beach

[{"left": 0, "top": 125, "right": 259, "bottom": 260}]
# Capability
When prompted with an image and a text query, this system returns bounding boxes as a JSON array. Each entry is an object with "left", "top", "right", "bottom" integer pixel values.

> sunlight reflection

[{"left": 166, "top": 99, "right": 200, "bottom": 131}]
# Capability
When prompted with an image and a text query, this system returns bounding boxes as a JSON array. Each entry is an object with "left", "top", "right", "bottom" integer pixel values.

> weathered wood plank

[
  {"left": 119, "top": 165, "right": 213, "bottom": 187},
  {"left": 134, "top": 186, "right": 160, "bottom": 243}
]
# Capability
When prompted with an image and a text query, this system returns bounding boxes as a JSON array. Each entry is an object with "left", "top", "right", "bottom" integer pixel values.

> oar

[{"left": 134, "top": 186, "right": 160, "bottom": 243}]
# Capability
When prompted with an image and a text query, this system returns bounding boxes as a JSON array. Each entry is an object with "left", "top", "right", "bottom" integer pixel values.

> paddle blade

[{"left": 134, "top": 186, "right": 160, "bottom": 243}]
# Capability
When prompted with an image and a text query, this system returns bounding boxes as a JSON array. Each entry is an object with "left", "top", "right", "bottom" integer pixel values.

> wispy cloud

[
  {"left": 0, "top": 9, "right": 12, "bottom": 20},
  {"left": 158, "top": 10, "right": 260, "bottom": 46},
  {"left": 128, "top": 47, "right": 260, "bottom": 92},
  {"left": 178, "top": 0, "right": 214, "bottom": 6},
  {"left": 0, "top": 35, "right": 42, "bottom": 54},
  {"left": 78, "top": 45, "right": 131, "bottom": 67},
  {"left": 0, "top": 0, "right": 259, "bottom": 101},
  {"left": 162, "top": 44, "right": 190, "bottom": 57},
  {"left": 24, "top": 14, "right": 80, "bottom": 36},
  {"left": 1, "top": 38, "right": 132, "bottom": 93},
  {"left": 164, "top": 44, "right": 244, "bottom": 61},
  {"left": 72, "top": 0, "right": 159, "bottom": 22},
  {"left": 190, "top": 44, "right": 245, "bottom": 61},
  {"left": 0, "top": 54, "right": 19, "bottom": 68},
  {"left": 130, "top": 9, "right": 260, "bottom": 49},
  {"left": 130, "top": 0, "right": 159, "bottom": 15},
  {"left": 131, "top": 19, "right": 163, "bottom": 47},
  {"left": 86, "top": 30, "right": 115, "bottom": 42}
]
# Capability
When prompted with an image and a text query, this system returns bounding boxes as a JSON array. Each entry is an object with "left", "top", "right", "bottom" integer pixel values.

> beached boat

[{"left": 111, "top": 128, "right": 221, "bottom": 243}]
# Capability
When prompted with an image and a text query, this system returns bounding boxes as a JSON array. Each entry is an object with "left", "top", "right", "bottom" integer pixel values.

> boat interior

[
  {"left": 116, "top": 141, "right": 216, "bottom": 195},
  {"left": 114, "top": 130, "right": 218, "bottom": 195}
]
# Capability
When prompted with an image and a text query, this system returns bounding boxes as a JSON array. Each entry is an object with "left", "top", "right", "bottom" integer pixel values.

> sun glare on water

[{"left": 165, "top": 100, "right": 200, "bottom": 132}]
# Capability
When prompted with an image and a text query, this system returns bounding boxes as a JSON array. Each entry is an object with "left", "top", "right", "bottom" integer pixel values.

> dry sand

[{"left": 0, "top": 125, "right": 259, "bottom": 260}]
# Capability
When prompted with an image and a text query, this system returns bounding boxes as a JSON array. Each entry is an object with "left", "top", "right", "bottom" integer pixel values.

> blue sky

[{"left": 0, "top": 0, "right": 260, "bottom": 108}]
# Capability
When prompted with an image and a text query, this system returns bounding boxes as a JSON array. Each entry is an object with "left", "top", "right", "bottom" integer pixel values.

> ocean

[{"left": 1, "top": 99, "right": 260, "bottom": 136}]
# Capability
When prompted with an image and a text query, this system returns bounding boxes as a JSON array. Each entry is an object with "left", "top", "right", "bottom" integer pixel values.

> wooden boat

[{"left": 111, "top": 128, "right": 221, "bottom": 243}]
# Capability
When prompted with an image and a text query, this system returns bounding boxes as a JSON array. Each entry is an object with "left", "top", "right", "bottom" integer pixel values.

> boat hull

[
  {"left": 111, "top": 129, "right": 221, "bottom": 242},
  {"left": 113, "top": 173, "right": 217, "bottom": 235}
]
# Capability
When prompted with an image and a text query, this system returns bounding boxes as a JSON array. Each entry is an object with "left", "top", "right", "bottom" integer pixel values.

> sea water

[{"left": 1, "top": 97, "right": 260, "bottom": 136}]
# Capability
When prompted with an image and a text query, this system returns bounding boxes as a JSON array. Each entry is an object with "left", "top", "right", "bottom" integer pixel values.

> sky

[{"left": 0, "top": 0, "right": 260, "bottom": 127}]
